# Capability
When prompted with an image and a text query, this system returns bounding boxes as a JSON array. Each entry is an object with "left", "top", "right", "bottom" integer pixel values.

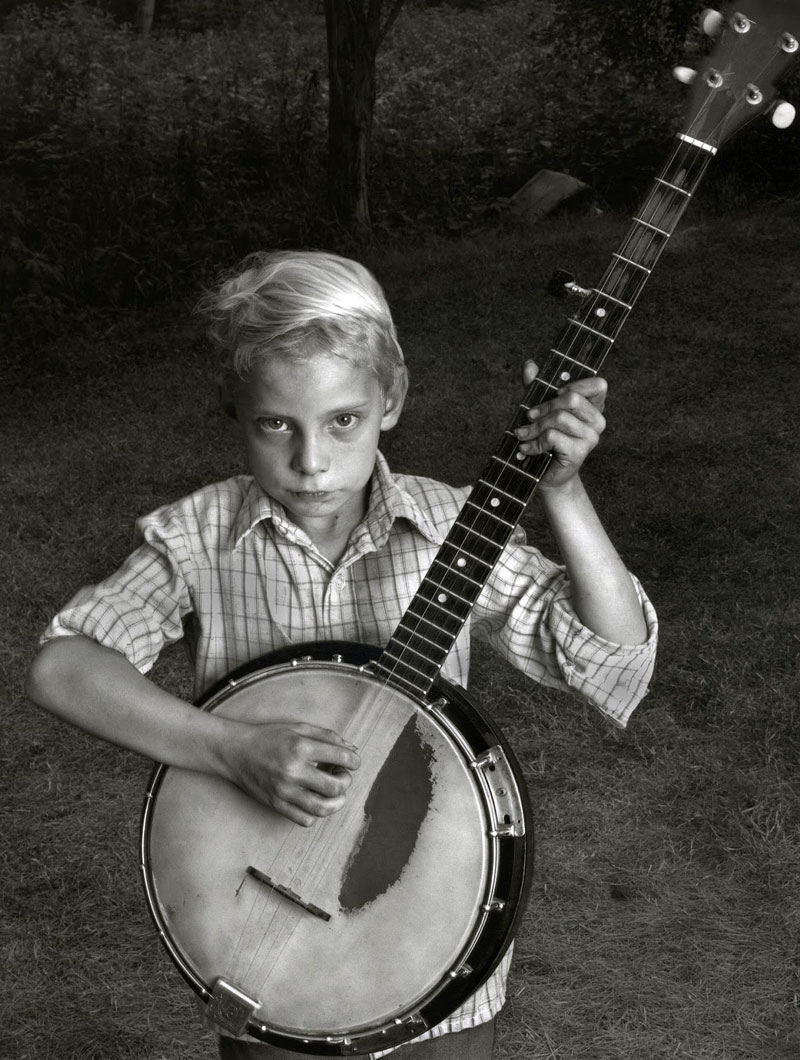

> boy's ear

[{"left": 380, "top": 390, "right": 404, "bottom": 431}]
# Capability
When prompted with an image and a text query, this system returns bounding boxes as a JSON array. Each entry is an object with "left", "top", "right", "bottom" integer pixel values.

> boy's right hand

[{"left": 220, "top": 721, "right": 361, "bottom": 828}]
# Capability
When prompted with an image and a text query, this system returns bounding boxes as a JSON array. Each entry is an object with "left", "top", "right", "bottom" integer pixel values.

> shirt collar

[{"left": 230, "top": 451, "right": 444, "bottom": 554}]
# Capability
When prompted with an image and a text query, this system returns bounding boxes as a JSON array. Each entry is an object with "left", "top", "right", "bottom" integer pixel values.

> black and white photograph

[{"left": 3, "top": 3, "right": 799, "bottom": 1059}]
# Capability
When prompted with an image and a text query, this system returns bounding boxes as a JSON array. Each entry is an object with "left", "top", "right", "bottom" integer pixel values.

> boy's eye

[
  {"left": 334, "top": 413, "right": 357, "bottom": 428},
  {"left": 258, "top": 418, "right": 288, "bottom": 432}
]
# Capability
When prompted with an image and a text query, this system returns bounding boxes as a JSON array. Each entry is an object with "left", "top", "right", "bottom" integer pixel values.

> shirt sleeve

[
  {"left": 471, "top": 536, "right": 658, "bottom": 727},
  {"left": 39, "top": 509, "right": 194, "bottom": 676}
]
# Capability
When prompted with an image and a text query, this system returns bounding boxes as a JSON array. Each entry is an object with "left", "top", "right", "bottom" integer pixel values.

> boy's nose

[{"left": 292, "top": 432, "right": 330, "bottom": 475}]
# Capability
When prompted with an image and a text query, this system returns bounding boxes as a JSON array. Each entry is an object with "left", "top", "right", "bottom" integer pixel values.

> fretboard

[{"left": 374, "top": 136, "right": 715, "bottom": 700}]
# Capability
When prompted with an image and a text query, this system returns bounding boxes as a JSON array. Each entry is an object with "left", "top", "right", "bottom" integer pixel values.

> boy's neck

[{"left": 287, "top": 492, "right": 369, "bottom": 565}]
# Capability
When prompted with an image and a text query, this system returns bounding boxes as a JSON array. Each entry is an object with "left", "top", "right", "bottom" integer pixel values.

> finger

[
  {"left": 303, "top": 762, "right": 355, "bottom": 799},
  {"left": 522, "top": 360, "right": 607, "bottom": 407},
  {"left": 519, "top": 427, "right": 600, "bottom": 460},
  {"left": 272, "top": 797, "right": 317, "bottom": 828},
  {"left": 517, "top": 406, "right": 605, "bottom": 446},
  {"left": 521, "top": 385, "right": 606, "bottom": 427},
  {"left": 310, "top": 739, "right": 361, "bottom": 774},
  {"left": 286, "top": 788, "right": 348, "bottom": 824},
  {"left": 560, "top": 375, "right": 608, "bottom": 410},
  {"left": 522, "top": 359, "right": 539, "bottom": 385},
  {"left": 292, "top": 725, "right": 361, "bottom": 771}
]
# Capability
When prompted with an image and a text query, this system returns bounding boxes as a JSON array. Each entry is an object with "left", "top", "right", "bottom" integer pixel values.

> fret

[
  {"left": 381, "top": 647, "right": 438, "bottom": 680},
  {"left": 551, "top": 348, "right": 596, "bottom": 374},
  {"left": 594, "top": 289, "right": 632, "bottom": 310},
  {"left": 436, "top": 541, "right": 494, "bottom": 573},
  {"left": 403, "top": 602, "right": 461, "bottom": 639},
  {"left": 417, "top": 579, "right": 475, "bottom": 610},
  {"left": 526, "top": 377, "right": 560, "bottom": 395},
  {"left": 448, "top": 520, "right": 512, "bottom": 553},
  {"left": 489, "top": 453, "right": 541, "bottom": 484},
  {"left": 406, "top": 594, "right": 469, "bottom": 627},
  {"left": 655, "top": 177, "right": 691, "bottom": 197},
  {"left": 430, "top": 556, "right": 483, "bottom": 589},
  {"left": 463, "top": 499, "right": 515, "bottom": 530},
  {"left": 446, "top": 525, "right": 514, "bottom": 559},
  {"left": 393, "top": 620, "right": 453, "bottom": 654},
  {"left": 567, "top": 319, "right": 614, "bottom": 343},
  {"left": 371, "top": 660, "right": 430, "bottom": 698},
  {"left": 633, "top": 216, "right": 670, "bottom": 237},
  {"left": 612, "top": 253, "right": 652, "bottom": 274},
  {"left": 477, "top": 478, "right": 529, "bottom": 508}
]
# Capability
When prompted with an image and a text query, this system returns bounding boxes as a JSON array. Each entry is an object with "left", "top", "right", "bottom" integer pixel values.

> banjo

[{"left": 141, "top": 4, "right": 799, "bottom": 1054}]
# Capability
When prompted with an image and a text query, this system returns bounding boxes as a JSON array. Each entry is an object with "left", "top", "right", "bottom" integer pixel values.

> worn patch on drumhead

[{"left": 338, "top": 716, "right": 434, "bottom": 911}]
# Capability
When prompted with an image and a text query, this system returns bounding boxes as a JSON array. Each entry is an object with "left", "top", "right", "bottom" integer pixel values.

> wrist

[
  {"left": 203, "top": 713, "right": 245, "bottom": 783},
  {"left": 538, "top": 472, "right": 585, "bottom": 505}
]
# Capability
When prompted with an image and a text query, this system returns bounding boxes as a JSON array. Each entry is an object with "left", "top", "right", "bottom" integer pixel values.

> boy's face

[{"left": 233, "top": 354, "right": 402, "bottom": 543}]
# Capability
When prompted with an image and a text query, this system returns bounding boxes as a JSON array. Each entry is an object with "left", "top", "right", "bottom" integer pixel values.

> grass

[{"left": 3, "top": 198, "right": 800, "bottom": 1059}]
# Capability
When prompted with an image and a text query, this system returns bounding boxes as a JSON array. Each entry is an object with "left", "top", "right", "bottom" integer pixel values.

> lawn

[{"left": 2, "top": 199, "right": 799, "bottom": 1059}]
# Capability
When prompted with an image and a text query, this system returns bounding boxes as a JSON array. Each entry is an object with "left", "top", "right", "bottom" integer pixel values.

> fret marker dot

[
  {"left": 456, "top": 557, "right": 467, "bottom": 568},
  {"left": 437, "top": 592, "right": 448, "bottom": 604},
  {"left": 490, "top": 496, "right": 500, "bottom": 507},
  {"left": 595, "top": 306, "right": 607, "bottom": 318},
  {"left": 560, "top": 371, "right": 571, "bottom": 381}
]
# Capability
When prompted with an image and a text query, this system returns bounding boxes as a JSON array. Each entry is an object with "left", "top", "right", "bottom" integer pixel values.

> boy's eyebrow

[{"left": 249, "top": 398, "right": 376, "bottom": 417}]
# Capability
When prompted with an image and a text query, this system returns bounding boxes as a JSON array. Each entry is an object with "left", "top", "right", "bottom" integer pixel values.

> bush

[{"left": 0, "top": 1, "right": 329, "bottom": 326}]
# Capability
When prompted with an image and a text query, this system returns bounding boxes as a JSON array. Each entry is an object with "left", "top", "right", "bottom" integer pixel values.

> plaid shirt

[{"left": 43, "top": 451, "right": 657, "bottom": 1051}]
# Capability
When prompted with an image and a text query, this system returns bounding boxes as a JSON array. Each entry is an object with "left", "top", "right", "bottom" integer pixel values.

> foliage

[
  {"left": 0, "top": 1, "right": 329, "bottom": 324},
  {"left": 1, "top": 0, "right": 798, "bottom": 328}
]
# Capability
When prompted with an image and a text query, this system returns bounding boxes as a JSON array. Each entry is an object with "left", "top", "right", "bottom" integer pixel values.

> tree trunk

[
  {"left": 138, "top": 0, "right": 156, "bottom": 37},
  {"left": 324, "top": 1, "right": 378, "bottom": 236}
]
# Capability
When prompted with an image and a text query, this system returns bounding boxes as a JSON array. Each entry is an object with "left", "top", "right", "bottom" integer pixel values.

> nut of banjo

[{"left": 207, "top": 977, "right": 261, "bottom": 1037}]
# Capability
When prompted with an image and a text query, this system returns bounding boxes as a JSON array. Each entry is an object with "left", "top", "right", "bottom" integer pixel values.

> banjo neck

[
  {"left": 372, "top": 139, "right": 712, "bottom": 700},
  {"left": 373, "top": 0, "right": 800, "bottom": 700}
]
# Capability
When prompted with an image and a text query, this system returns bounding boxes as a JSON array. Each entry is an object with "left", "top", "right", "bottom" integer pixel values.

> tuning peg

[
  {"left": 772, "top": 101, "right": 796, "bottom": 129},
  {"left": 673, "top": 66, "right": 697, "bottom": 84},
  {"left": 700, "top": 8, "right": 724, "bottom": 36}
]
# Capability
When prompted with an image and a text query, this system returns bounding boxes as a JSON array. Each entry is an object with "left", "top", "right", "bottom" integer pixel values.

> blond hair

[{"left": 199, "top": 251, "right": 408, "bottom": 405}]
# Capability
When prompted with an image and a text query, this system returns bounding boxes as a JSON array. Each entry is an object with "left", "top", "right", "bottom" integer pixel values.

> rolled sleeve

[
  {"left": 40, "top": 514, "right": 193, "bottom": 676},
  {"left": 473, "top": 542, "right": 657, "bottom": 727}
]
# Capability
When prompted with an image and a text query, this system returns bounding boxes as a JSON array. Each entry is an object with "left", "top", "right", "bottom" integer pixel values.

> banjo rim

[{"left": 140, "top": 640, "right": 533, "bottom": 1056}]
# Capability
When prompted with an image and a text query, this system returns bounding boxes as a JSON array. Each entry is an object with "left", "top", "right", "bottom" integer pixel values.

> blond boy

[{"left": 27, "top": 251, "right": 657, "bottom": 1059}]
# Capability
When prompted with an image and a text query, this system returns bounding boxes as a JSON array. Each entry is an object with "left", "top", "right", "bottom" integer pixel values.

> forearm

[
  {"left": 26, "top": 634, "right": 362, "bottom": 825},
  {"left": 25, "top": 635, "right": 234, "bottom": 775},
  {"left": 539, "top": 476, "right": 648, "bottom": 645}
]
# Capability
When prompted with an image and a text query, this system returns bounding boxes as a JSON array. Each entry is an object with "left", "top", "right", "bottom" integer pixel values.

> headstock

[{"left": 673, "top": 2, "right": 800, "bottom": 149}]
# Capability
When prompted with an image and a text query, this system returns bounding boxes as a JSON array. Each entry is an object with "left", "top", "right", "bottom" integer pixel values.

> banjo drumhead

[{"left": 144, "top": 662, "right": 495, "bottom": 1036}]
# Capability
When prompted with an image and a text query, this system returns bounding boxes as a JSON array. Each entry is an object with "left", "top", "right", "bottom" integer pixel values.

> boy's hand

[
  {"left": 514, "top": 359, "right": 607, "bottom": 489},
  {"left": 223, "top": 721, "right": 360, "bottom": 827}
]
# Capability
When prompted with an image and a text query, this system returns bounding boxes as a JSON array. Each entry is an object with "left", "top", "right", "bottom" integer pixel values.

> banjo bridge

[{"left": 246, "top": 865, "right": 333, "bottom": 922}]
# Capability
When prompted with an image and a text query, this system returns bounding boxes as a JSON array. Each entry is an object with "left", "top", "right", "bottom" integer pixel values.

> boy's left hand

[{"left": 514, "top": 359, "right": 607, "bottom": 489}]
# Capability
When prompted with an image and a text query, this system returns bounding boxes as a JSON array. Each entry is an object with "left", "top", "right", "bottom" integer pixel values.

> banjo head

[{"left": 141, "top": 643, "right": 532, "bottom": 1055}]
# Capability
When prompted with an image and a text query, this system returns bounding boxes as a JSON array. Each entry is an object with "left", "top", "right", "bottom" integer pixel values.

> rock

[{"left": 509, "top": 169, "right": 590, "bottom": 225}]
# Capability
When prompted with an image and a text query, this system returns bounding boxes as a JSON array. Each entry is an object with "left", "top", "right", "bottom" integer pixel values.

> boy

[{"left": 26, "top": 251, "right": 657, "bottom": 1059}]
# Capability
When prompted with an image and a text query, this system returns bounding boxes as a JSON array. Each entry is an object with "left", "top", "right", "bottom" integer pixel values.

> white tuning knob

[
  {"left": 673, "top": 66, "right": 697, "bottom": 84},
  {"left": 772, "top": 100, "right": 796, "bottom": 128},
  {"left": 701, "top": 9, "right": 724, "bottom": 35}
]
